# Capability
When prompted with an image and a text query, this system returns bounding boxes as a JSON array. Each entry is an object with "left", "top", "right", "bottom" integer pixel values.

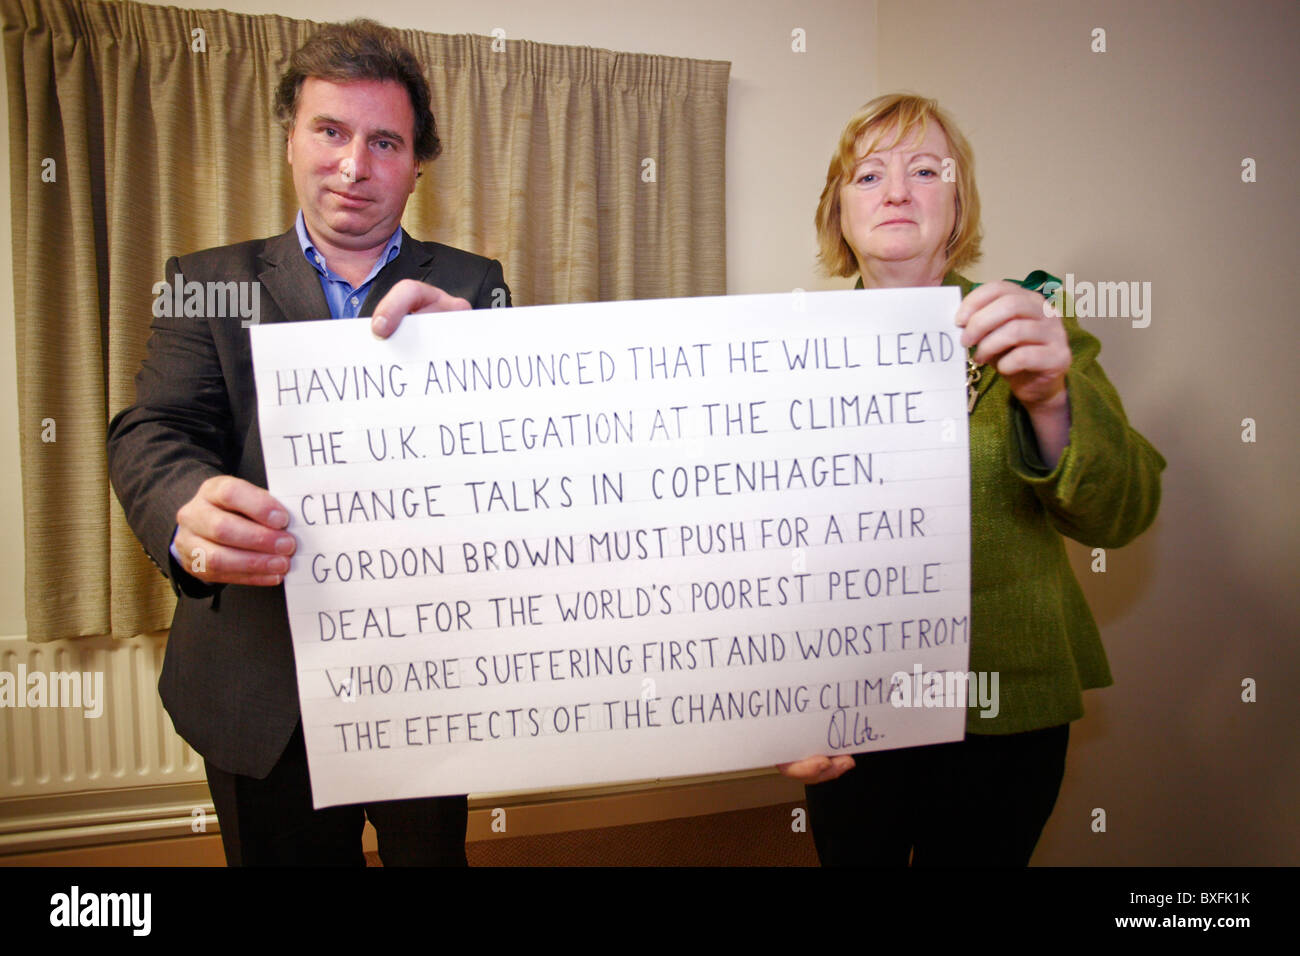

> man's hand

[
  {"left": 371, "top": 279, "right": 471, "bottom": 338},
  {"left": 777, "top": 754, "right": 856, "bottom": 785},
  {"left": 173, "top": 476, "right": 296, "bottom": 586}
]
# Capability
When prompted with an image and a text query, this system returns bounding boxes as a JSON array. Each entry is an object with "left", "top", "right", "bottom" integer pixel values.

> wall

[{"left": 877, "top": 0, "right": 1299, "bottom": 864}]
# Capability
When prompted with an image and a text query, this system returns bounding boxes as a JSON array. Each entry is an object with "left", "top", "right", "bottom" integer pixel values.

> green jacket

[{"left": 943, "top": 270, "right": 1164, "bottom": 733}]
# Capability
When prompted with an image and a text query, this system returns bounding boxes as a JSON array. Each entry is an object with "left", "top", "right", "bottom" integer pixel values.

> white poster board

[{"left": 250, "top": 288, "right": 971, "bottom": 807}]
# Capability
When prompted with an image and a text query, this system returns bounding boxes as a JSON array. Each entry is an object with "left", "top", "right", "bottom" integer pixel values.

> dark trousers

[
  {"left": 203, "top": 723, "right": 468, "bottom": 866},
  {"left": 804, "top": 724, "right": 1070, "bottom": 867}
]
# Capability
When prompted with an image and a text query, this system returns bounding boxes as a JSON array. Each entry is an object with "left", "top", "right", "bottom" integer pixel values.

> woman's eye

[
  {"left": 915, "top": 168, "right": 935, "bottom": 177},
  {"left": 856, "top": 172, "right": 878, "bottom": 184}
]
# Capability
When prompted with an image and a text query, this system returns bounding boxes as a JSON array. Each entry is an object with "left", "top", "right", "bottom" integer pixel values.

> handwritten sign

[{"left": 250, "top": 289, "right": 970, "bottom": 807}]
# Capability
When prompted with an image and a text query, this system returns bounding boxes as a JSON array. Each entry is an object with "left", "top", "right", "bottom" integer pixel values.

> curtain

[{"left": 1, "top": 0, "right": 730, "bottom": 641}]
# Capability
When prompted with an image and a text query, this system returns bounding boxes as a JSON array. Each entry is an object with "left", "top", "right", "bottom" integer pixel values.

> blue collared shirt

[{"left": 294, "top": 210, "right": 402, "bottom": 318}]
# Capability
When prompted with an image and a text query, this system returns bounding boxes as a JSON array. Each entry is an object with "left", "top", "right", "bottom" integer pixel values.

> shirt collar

[{"left": 295, "top": 210, "right": 403, "bottom": 284}]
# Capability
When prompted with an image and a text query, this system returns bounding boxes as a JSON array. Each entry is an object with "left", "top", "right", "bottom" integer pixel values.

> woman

[{"left": 779, "top": 94, "right": 1165, "bottom": 866}]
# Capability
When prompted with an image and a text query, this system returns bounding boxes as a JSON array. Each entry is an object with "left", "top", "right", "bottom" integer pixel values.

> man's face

[{"left": 287, "top": 77, "right": 420, "bottom": 253}]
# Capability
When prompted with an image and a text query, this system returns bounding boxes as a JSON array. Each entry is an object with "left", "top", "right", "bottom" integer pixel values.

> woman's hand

[
  {"left": 955, "top": 280, "right": 1069, "bottom": 407},
  {"left": 777, "top": 754, "right": 856, "bottom": 784},
  {"left": 955, "top": 281, "right": 1072, "bottom": 466}
]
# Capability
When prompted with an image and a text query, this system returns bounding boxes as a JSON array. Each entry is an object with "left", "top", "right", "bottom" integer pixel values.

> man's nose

[{"left": 342, "top": 142, "right": 370, "bottom": 182}]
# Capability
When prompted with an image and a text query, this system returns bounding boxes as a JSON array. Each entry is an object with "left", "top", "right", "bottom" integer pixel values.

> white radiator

[{"left": 0, "top": 633, "right": 211, "bottom": 854}]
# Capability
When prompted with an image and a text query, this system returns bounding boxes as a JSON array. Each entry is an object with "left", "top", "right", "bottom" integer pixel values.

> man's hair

[
  {"left": 814, "top": 93, "right": 982, "bottom": 278},
  {"left": 274, "top": 19, "right": 441, "bottom": 162}
]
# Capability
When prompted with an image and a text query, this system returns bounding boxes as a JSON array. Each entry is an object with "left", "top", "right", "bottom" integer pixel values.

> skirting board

[{"left": 1, "top": 770, "right": 803, "bottom": 863}]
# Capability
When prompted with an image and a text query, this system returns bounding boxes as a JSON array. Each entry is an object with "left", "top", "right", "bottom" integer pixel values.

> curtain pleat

[{"left": 1, "top": 0, "right": 729, "bottom": 641}]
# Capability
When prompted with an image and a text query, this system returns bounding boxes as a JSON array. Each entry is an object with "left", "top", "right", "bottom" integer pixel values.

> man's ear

[{"left": 286, "top": 131, "right": 294, "bottom": 165}]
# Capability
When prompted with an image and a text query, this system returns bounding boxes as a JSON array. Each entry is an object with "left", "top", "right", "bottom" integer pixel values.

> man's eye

[{"left": 375, "top": 140, "right": 394, "bottom": 151}]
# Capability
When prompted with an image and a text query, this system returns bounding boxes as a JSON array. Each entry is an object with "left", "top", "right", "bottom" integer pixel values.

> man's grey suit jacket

[{"left": 108, "top": 227, "right": 509, "bottom": 778}]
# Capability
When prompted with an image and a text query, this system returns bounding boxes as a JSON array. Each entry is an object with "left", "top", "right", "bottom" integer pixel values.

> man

[{"left": 107, "top": 19, "right": 508, "bottom": 865}]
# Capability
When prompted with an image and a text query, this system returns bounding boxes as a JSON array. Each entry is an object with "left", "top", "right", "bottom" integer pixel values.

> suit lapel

[
  {"left": 257, "top": 228, "right": 331, "bottom": 324},
  {"left": 244, "top": 228, "right": 330, "bottom": 490}
]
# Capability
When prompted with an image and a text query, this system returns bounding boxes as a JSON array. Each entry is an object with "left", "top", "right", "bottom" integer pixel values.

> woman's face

[{"left": 838, "top": 121, "right": 957, "bottom": 278}]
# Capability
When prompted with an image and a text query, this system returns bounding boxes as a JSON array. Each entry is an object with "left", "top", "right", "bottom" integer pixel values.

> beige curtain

[{"left": 1, "top": 0, "right": 730, "bottom": 641}]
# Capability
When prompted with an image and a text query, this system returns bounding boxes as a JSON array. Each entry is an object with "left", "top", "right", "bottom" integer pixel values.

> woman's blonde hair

[{"left": 815, "top": 93, "right": 982, "bottom": 278}]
